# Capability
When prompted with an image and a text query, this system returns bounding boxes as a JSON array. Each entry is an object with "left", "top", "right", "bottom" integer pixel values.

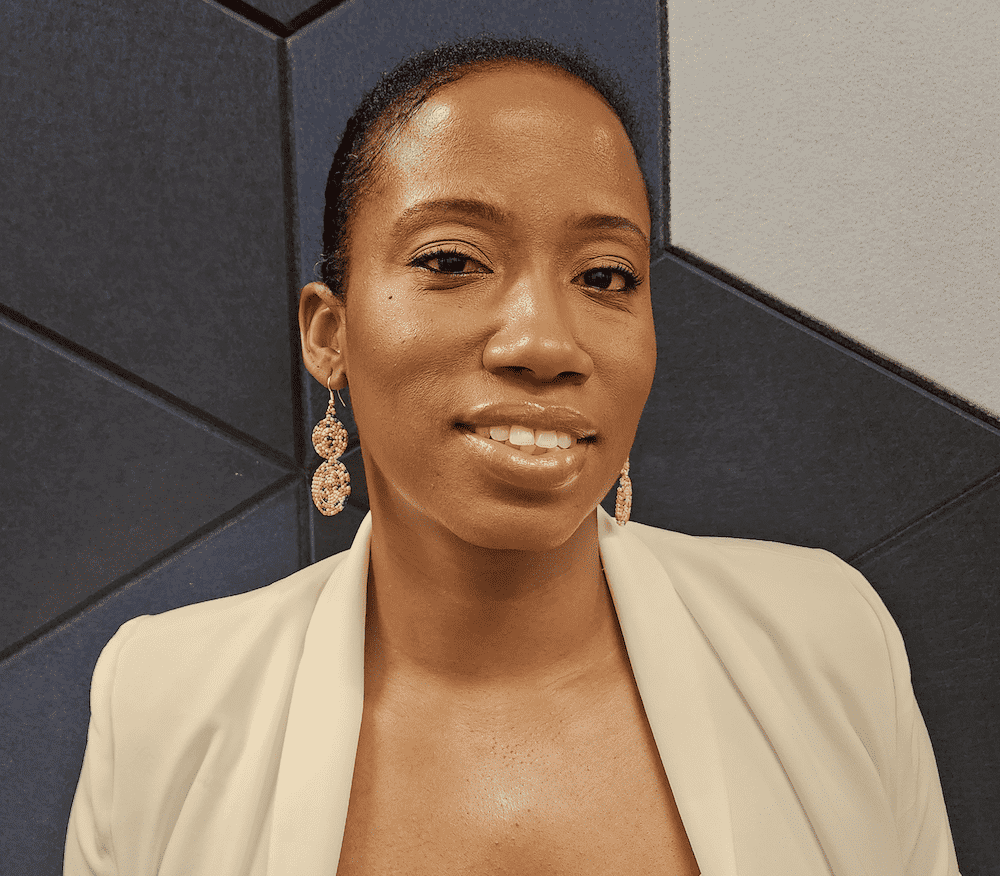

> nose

[{"left": 481, "top": 271, "right": 594, "bottom": 384}]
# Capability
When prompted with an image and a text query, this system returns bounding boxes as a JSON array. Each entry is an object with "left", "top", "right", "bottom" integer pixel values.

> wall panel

[
  {"left": 0, "top": 319, "right": 291, "bottom": 654},
  {"left": 0, "top": 0, "right": 296, "bottom": 453},
  {"left": 626, "top": 255, "right": 1000, "bottom": 557}
]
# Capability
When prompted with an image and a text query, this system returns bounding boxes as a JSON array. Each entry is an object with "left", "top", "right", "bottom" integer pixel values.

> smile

[
  {"left": 457, "top": 425, "right": 590, "bottom": 491},
  {"left": 471, "top": 425, "right": 577, "bottom": 455}
]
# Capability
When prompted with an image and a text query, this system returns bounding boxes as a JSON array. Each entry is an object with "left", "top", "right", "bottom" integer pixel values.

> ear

[{"left": 299, "top": 281, "right": 348, "bottom": 390}]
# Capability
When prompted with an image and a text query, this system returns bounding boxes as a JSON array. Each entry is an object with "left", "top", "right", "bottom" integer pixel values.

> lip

[
  {"left": 458, "top": 427, "right": 589, "bottom": 492},
  {"left": 457, "top": 401, "right": 598, "bottom": 440}
]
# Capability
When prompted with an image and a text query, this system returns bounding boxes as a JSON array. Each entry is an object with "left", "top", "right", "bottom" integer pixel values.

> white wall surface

[{"left": 669, "top": 0, "right": 1000, "bottom": 418}]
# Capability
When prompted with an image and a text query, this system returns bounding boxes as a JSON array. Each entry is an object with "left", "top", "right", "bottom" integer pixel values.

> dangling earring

[
  {"left": 311, "top": 374, "right": 351, "bottom": 516},
  {"left": 615, "top": 457, "right": 632, "bottom": 526}
]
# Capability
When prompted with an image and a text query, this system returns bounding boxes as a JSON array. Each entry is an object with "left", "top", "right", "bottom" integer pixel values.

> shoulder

[
  {"left": 100, "top": 550, "right": 350, "bottom": 710},
  {"left": 623, "top": 520, "right": 909, "bottom": 772},
  {"left": 74, "top": 551, "right": 355, "bottom": 868},
  {"left": 626, "top": 516, "right": 851, "bottom": 579},
  {"left": 625, "top": 519, "right": 891, "bottom": 638},
  {"left": 621, "top": 519, "right": 904, "bottom": 717}
]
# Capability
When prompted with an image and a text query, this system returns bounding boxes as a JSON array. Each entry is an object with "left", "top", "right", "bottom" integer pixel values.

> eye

[
  {"left": 412, "top": 248, "right": 490, "bottom": 275},
  {"left": 575, "top": 265, "right": 642, "bottom": 293}
]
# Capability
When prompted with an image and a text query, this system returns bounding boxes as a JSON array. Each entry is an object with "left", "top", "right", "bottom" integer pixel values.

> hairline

[
  {"left": 319, "top": 39, "right": 651, "bottom": 298},
  {"left": 352, "top": 58, "right": 646, "bottom": 232}
]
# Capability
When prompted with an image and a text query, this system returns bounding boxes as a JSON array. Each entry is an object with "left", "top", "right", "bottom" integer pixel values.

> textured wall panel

[
  {"left": 856, "top": 477, "right": 1000, "bottom": 876},
  {"left": 629, "top": 255, "right": 1000, "bottom": 557},
  {"left": 0, "top": 322, "right": 290, "bottom": 654},
  {"left": 243, "top": 0, "right": 328, "bottom": 25},
  {"left": 0, "top": 0, "right": 296, "bottom": 453},
  {"left": 669, "top": 0, "right": 1000, "bottom": 418},
  {"left": 289, "top": 0, "right": 664, "bottom": 441},
  {"left": 0, "top": 483, "right": 304, "bottom": 876}
]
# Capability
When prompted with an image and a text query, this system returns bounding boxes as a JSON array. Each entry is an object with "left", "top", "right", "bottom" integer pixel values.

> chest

[{"left": 336, "top": 681, "right": 700, "bottom": 876}]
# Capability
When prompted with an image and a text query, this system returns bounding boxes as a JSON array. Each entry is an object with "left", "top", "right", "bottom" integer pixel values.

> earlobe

[{"left": 299, "top": 281, "right": 348, "bottom": 389}]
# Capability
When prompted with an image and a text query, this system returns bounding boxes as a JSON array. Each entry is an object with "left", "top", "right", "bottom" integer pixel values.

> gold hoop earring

[
  {"left": 615, "top": 457, "right": 632, "bottom": 526},
  {"left": 311, "top": 374, "right": 351, "bottom": 516}
]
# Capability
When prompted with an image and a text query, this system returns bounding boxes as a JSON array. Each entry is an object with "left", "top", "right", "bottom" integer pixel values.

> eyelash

[
  {"left": 410, "top": 247, "right": 487, "bottom": 275},
  {"left": 580, "top": 263, "right": 642, "bottom": 293},
  {"left": 410, "top": 248, "right": 642, "bottom": 293}
]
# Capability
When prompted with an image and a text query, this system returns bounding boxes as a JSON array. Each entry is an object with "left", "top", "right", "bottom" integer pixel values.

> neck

[{"left": 363, "top": 501, "right": 623, "bottom": 698}]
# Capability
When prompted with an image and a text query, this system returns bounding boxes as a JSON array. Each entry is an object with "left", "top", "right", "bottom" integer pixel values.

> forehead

[
  {"left": 372, "top": 63, "right": 649, "bottom": 230},
  {"left": 411, "top": 62, "right": 620, "bottom": 138}
]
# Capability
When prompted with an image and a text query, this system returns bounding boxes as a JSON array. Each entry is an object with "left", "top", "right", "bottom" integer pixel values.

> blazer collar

[
  {"left": 268, "top": 508, "right": 737, "bottom": 875},
  {"left": 597, "top": 507, "right": 739, "bottom": 876},
  {"left": 267, "top": 512, "right": 370, "bottom": 875}
]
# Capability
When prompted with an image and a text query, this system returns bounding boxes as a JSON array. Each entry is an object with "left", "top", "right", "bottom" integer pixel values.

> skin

[{"left": 300, "top": 61, "right": 656, "bottom": 700}]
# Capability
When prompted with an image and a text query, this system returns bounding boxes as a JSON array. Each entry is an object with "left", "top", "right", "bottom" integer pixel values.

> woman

[{"left": 65, "top": 38, "right": 960, "bottom": 875}]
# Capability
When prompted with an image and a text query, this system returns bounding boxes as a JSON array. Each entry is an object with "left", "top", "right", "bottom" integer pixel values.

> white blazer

[{"left": 65, "top": 506, "right": 960, "bottom": 875}]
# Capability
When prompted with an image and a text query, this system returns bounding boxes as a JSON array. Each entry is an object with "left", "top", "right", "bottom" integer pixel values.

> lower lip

[{"left": 458, "top": 428, "right": 589, "bottom": 492}]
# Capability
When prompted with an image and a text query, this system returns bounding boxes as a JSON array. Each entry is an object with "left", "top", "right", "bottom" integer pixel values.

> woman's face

[{"left": 338, "top": 62, "right": 656, "bottom": 551}]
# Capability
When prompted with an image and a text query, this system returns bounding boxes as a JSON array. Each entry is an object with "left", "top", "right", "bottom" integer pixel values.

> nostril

[{"left": 482, "top": 327, "right": 595, "bottom": 384}]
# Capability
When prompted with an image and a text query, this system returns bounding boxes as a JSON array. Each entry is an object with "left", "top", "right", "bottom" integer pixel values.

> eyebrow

[
  {"left": 394, "top": 198, "right": 649, "bottom": 247},
  {"left": 394, "top": 198, "right": 508, "bottom": 232},
  {"left": 573, "top": 214, "right": 650, "bottom": 248}
]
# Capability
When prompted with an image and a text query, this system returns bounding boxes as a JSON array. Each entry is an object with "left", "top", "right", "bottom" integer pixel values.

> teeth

[
  {"left": 508, "top": 425, "right": 535, "bottom": 446},
  {"left": 472, "top": 425, "right": 577, "bottom": 450}
]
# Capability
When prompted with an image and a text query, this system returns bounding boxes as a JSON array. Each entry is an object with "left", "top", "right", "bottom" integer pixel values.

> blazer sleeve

[
  {"left": 839, "top": 562, "right": 962, "bottom": 876},
  {"left": 64, "top": 616, "right": 146, "bottom": 876}
]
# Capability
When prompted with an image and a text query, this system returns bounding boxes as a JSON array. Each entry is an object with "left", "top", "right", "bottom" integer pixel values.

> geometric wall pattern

[
  {"left": 1, "top": 1, "right": 995, "bottom": 874},
  {"left": 668, "top": 0, "right": 1000, "bottom": 420}
]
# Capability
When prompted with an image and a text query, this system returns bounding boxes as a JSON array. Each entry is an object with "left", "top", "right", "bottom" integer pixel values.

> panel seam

[
  {"left": 205, "top": 0, "right": 352, "bottom": 37},
  {"left": 657, "top": 0, "right": 670, "bottom": 252},
  {"left": 662, "top": 249, "right": 1000, "bottom": 437},
  {"left": 848, "top": 465, "right": 1000, "bottom": 564},
  {"left": 0, "top": 474, "right": 301, "bottom": 665},
  {"left": 0, "top": 303, "right": 300, "bottom": 472}
]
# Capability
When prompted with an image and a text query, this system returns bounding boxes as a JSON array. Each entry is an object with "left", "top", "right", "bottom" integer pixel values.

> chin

[
  {"left": 366, "top": 455, "right": 606, "bottom": 553},
  {"left": 440, "top": 500, "right": 597, "bottom": 553}
]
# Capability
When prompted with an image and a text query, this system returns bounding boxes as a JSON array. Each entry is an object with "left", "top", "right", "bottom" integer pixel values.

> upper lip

[{"left": 458, "top": 402, "right": 598, "bottom": 439}]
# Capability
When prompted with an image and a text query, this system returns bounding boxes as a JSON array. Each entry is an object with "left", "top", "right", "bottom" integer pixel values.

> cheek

[
  {"left": 603, "top": 315, "right": 657, "bottom": 411},
  {"left": 345, "top": 286, "right": 426, "bottom": 375},
  {"left": 343, "top": 293, "right": 477, "bottom": 428}
]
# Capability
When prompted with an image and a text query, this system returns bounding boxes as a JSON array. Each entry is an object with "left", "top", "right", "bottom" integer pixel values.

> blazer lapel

[
  {"left": 597, "top": 506, "right": 740, "bottom": 876},
  {"left": 661, "top": 537, "right": 883, "bottom": 876},
  {"left": 267, "top": 514, "right": 372, "bottom": 875},
  {"left": 269, "top": 508, "right": 860, "bottom": 876}
]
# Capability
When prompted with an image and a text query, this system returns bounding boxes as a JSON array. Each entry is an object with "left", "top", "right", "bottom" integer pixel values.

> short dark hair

[{"left": 316, "top": 36, "right": 649, "bottom": 297}]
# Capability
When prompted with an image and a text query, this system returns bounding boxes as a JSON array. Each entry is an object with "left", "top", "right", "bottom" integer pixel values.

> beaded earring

[
  {"left": 615, "top": 457, "right": 632, "bottom": 526},
  {"left": 311, "top": 374, "right": 351, "bottom": 516}
]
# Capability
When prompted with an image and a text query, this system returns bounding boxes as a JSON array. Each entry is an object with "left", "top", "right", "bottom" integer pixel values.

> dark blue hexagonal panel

[
  {"left": 1, "top": 0, "right": 296, "bottom": 454},
  {"left": 625, "top": 254, "right": 1000, "bottom": 557},
  {"left": 0, "top": 320, "right": 291, "bottom": 654}
]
